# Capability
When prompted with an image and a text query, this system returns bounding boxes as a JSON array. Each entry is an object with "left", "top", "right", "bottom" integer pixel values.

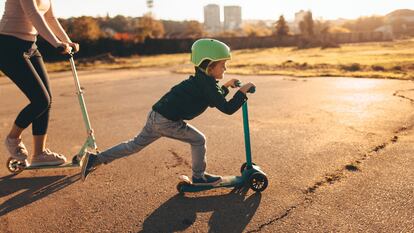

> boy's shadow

[
  {"left": 0, "top": 173, "right": 80, "bottom": 216},
  {"left": 140, "top": 187, "right": 262, "bottom": 233}
]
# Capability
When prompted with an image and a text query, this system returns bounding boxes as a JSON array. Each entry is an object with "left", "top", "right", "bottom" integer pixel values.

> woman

[{"left": 0, "top": 0, "right": 79, "bottom": 166}]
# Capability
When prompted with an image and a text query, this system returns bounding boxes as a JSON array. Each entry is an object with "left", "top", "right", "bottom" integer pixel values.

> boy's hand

[
  {"left": 224, "top": 79, "right": 240, "bottom": 88},
  {"left": 239, "top": 82, "right": 256, "bottom": 94}
]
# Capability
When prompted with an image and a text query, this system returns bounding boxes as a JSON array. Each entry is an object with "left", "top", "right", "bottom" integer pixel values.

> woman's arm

[
  {"left": 44, "top": 1, "right": 72, "bottom": 44},
  {"left": 19, "top": 0, "right": 61, "bottom": 47}
]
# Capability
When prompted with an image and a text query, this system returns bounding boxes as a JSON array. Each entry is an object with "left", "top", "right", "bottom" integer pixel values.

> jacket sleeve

[
  {"left": 221, "top": 85, "right": 229, "bottom": 97},
  {"left": 20, "top": 0, "right": 61, "bottom": 47},
  {"left": 205, "top": 84, "right": 247, "bottom": 115}
]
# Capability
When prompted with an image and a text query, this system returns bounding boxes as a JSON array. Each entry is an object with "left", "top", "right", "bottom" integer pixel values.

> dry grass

[
  {"left": 45, "top": 53, "right": 189, "bottom": 72},
  {"left": 1, "top": 39, "right": 413, "bottom": 80},
  {"left": 224, "top": 38, "right": 414, "bottom": 79}
]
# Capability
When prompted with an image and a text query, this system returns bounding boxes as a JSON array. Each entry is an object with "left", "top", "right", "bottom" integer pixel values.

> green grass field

[{"left": 2, "top": 39, "right": 414, "bottom": 80}]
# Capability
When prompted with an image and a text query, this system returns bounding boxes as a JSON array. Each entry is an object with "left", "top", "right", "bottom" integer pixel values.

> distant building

[
  {"left": 223, "top": 6, "right": 242, "bottom": 31},
  {"left": 204, "top": 4, "right": 221, "bottom": 33},
  {"left": 292, "top": 10, "right": 308, "bottom": 34}
]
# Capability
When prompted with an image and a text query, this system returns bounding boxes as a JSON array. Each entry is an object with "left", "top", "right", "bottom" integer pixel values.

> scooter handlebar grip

[
  {"left": 56, "top": 46, "right": 74, "bottom": 59},
  {"left": 248, "top": 86, "right": 256, "bottom": 93},
  {"left": 235, "top": 81, "right": 256, "bottom": 93}
]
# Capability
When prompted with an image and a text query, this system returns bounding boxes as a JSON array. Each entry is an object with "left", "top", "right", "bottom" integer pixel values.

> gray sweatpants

[{"left": 97, "top": 110, "right": 207, "bottom": 178}]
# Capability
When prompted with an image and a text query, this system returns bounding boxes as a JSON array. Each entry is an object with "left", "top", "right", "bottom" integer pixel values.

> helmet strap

[{"left": 197, "top": 59, "right": 212, "bottom": 75}]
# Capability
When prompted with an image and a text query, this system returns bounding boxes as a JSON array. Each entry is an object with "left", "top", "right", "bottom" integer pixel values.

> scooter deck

[
  {"left": 24, "top": 163, "right": 80, "bottom": 170},
  {"left": 179, "top": 175, "right": 245, "bottom": 192}
]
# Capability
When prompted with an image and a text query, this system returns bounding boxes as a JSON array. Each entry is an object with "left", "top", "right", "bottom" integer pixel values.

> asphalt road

[{"left": 0, "top": 67, "right": 413, "bottom": 233}]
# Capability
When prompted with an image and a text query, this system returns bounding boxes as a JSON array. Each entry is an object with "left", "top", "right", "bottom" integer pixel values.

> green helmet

[{"left": 191, "top": 39, "right": 231, "bottom": 67}]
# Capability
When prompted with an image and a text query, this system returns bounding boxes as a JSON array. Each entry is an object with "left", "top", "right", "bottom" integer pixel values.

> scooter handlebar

[
  {"left": 56, "top": 45, "right": 74, "bottom": 58},
  {"left": 235, "top": 81, "right": 256, "bottom": 93}
]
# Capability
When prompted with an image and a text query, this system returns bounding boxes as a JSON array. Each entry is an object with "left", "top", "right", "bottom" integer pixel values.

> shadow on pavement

[
  {"left": 139, "top": 186, "right": 262, "bottom": 233},
  {"left": 0, "top": 173, "right": 80, "bottom": 216}
]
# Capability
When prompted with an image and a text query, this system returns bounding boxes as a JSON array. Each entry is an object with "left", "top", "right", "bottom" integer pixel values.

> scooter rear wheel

[
  {"left": 249, "top": 172, "right": 268, "bottom": 192},
  {"left": 6, "top": 158, "right": 26, "bottom": 174},
  {"left": 176, "top": 181, "right": 188, "bottom": 193}
]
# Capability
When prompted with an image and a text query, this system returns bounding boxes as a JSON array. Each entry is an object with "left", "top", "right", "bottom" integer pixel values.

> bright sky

[{"left": 0, "top": 0, "right": 413, "bottom": 21}]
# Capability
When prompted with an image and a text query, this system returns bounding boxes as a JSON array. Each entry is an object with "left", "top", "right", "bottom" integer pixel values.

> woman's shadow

[
  {"left": 139, "top": 186, "right": 262, "bottom": 233},
  {"left": 0, "top": 173, "right": 80, "bottom": 216}
]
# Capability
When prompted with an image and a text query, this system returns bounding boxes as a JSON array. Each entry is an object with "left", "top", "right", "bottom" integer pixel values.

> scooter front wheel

[
  {"left": 240, "top": 162, "right": 256, "bottom": 174},
  {"left": 249, "top": 172, "right": 268, "bottom": 192},
  {"left": 6, "top": 158, "right": 26, "bottom": 174}
]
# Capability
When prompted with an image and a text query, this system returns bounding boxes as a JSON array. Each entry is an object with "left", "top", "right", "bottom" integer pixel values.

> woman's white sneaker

[
  {"left": 4, "top": 137, "right": 28, "bottom": 161},
  {"left": 29, "top": 149, "right": 67, "bottom": 166}
]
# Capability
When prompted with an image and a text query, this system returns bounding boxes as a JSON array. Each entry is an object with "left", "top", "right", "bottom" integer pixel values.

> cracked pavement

[{"left": 0, "top": 68, "right": 413, "bottom": 232}]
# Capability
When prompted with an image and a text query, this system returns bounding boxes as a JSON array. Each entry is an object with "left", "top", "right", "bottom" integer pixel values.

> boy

[{"left": 81, "top": 38, "right": 255, "bottom": 185}]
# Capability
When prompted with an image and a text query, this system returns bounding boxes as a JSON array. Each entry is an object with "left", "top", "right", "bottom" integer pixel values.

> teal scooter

[
  {"left": 6, "top": 52, "right": 99, "bottom": 174},
  {"left": 177, "top": 82, "right": 268, "bottom": 193}
]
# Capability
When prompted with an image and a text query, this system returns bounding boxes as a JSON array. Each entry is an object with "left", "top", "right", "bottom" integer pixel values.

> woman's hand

[
  {"left": 68, "top": 42, "right": 80, "bottom": 53},
  {"left": 239, "top": 82, "right": 256, "bottom": 94},
  {"left": 224, "top": 79, "right": 240, "bottom": 88},
  {"left": 57, "top": 42, "right": 72, "bottom": 54}
]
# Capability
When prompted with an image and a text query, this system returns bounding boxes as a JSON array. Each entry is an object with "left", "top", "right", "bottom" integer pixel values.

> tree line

[
  {"left": 34, "top": 11, "right": 410, "bottom": 61},
  {"left": 57, "top": 11, "right": 410, "bottom": 43}
]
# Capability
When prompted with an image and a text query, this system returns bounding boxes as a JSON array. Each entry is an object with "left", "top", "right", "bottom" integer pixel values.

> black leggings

[{"left": 0, "top": 34, "right": 52, "bottom": 135}]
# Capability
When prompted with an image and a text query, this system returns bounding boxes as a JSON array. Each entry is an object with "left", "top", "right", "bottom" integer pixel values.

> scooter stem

[
  {"left": 242, "top": 102, "right": 253, "bottom": 168},
  {"left": 68, "top": 54, "right": 97, "bottom": 150}
]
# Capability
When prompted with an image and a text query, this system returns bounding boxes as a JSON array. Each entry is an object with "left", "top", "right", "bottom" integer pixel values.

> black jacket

[{"left": 152, "top": 68, "right": 247, "bottom": 121}]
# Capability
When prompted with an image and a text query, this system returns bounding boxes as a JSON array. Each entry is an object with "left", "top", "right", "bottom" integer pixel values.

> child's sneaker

[
  {"left": 4, "top": 137, "right": 29, "bottom": 161},
  {"left": 81, "top": 152, "right": 100, "bottom": 181},
  {"left": 29, "top": 149, "right": 67, "bottom": 167},
  {"left": 192, "top": 172, "right": 222, "bottom": 186}
]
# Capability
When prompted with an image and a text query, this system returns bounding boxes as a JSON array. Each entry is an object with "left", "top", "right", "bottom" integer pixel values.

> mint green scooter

[
  {"left": 6, "top": 52, "right": 99, "bottom": 174},
  {"left": 177, "top": 82, "right": 268, "bottom": 193}
]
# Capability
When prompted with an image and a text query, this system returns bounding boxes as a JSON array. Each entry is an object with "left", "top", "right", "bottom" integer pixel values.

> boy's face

[{"left": 209, "top": 60, "right": 227, "bottom": 80}]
